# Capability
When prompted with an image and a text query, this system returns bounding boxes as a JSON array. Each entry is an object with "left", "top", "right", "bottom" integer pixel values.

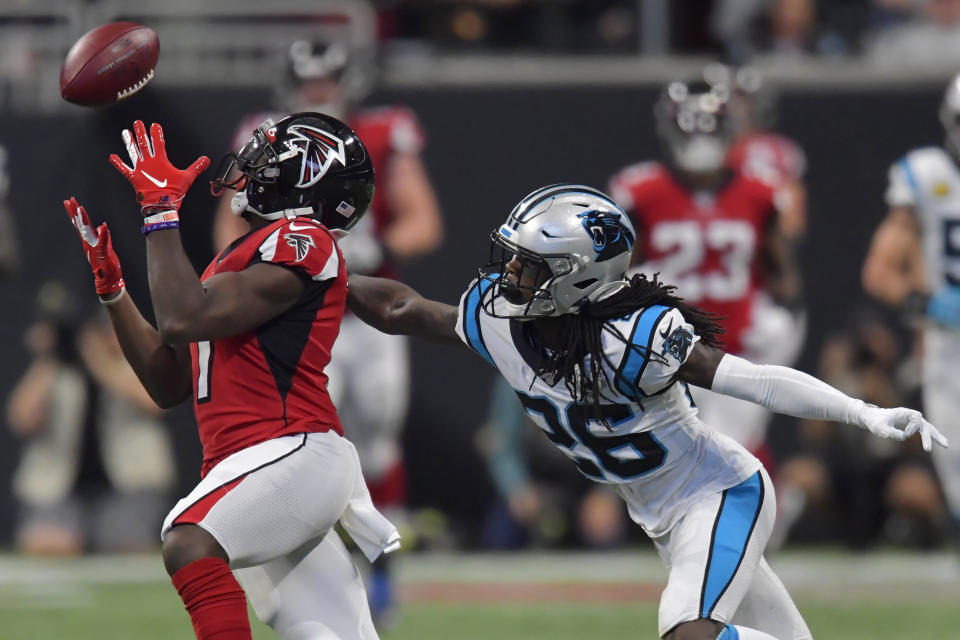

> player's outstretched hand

[
  {"left": 109, "top": 120, "right": 210, "bottom": 215},
  {"left": 63, "top": 197, "right": 125, "bottom": 296},
  {"left": 860, "top": 405, "right": 949, "bottom": 451}
]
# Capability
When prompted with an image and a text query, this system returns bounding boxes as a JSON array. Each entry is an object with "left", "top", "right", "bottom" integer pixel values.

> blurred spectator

[
  {"left": 710, "top": 0, "right": 773, "bottom": 61},
  {"left": 769, "top": 0, "right": 818, "bottom": 56},
  {"left": 6, "top": 282, "right": 175, "bottom": 555},
  {"left": 866, "top": 0, "right": 960, "bottom": 65},
  {"left": 0, "top": 143, "right": 18, "bottom": 278},
  {"left": 476, "top": 377, "right": 629, "bottom": 550},
  {"left": 711, "top": 0, "right": 859, "bottom": 60},
  {"left": 385, "top": 1, "right": 639, "bottom": 53}
]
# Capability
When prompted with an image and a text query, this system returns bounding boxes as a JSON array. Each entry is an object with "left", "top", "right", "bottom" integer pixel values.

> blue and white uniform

[
  {"left": 456, "top": 282, "right": 811, "bottom": 638},
  {"left": 887, "top": 147, "right": 960, "bottom": 523}
]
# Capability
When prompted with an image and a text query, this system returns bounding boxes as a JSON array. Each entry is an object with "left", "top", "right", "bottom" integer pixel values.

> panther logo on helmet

[
  {"left": 285, "top": 124, "right": 347, "bottom": 188},
  {"left": 577, "top": 210, "right": 635, "bottom": 263}
]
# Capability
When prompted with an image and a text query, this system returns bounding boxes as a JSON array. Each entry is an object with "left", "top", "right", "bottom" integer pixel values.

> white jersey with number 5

[{"left": 455, "top": 279, "right": 760, "bottom": 537}]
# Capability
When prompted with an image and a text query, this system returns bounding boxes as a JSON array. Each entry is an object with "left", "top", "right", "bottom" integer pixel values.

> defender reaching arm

[
  {"left": 347, "top": 274, "right": 461, "bottom": 345},
  {"left": 348, "top": 257, "right": 946, "bottom": 452}
]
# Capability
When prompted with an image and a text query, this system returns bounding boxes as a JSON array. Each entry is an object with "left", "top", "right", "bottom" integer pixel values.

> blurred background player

[
  {"left": 708, "top": 63, "right": 808, "bottom": 242},
  {"left": 608, "top": 74, "right": 804, "bottom": 476},
  {"left": 212, "top": 39, "right": 443, "bottom": 623},
  {"left": 862, "top": 70, "right": 960, "bottom": 540},
  {"left": 6, "top": 281, "right": 174, "bottom": 555}
]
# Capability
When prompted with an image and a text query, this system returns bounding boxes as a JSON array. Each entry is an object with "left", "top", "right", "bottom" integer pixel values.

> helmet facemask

[
  {"left": 211, "top": 119, "right": 281, "bottom": 196},
  {"left": 479, "top": 232, "right": 573, "bottom": 320}
]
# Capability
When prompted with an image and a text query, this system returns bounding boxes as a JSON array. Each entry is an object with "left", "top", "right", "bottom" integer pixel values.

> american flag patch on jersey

[{"left": 336, "top": 201, "right": 355, "bottom": 217}]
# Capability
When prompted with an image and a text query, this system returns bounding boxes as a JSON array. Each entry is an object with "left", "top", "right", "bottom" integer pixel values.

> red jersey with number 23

[
  {"left": 609, "top": 162, "right": 778, "bottom": 354},
  {"left": 191, "top": 217, "right": 346, "bottom": 476}
]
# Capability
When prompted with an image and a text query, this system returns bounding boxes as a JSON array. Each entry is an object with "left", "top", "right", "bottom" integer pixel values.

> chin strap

[{"left": 230, "top": 191, "right": 313, "bottom": 220}]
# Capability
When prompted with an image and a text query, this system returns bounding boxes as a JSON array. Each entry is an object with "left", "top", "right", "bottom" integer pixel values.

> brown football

[{"left": 60, "top": 22, "right": 159, "bottom": 107}]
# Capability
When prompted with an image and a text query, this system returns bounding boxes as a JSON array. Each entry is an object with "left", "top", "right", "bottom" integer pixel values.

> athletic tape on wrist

[
  {"left": 99, "top": 287, "right": 126, "bottom": 306},
  {"left": 142, "top": 210, "right": 180, "bottom": 224},
  {"left": 141, "top": 220, "right": 180, "bottom": 235}
]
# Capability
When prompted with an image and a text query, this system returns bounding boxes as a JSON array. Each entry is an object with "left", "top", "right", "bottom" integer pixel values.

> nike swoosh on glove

[
  {"left": 64, "top": 197, "right": 125, "bottom": 296},
  {"left": 109, "top": 120, "right": 210, "bottom": 215}
]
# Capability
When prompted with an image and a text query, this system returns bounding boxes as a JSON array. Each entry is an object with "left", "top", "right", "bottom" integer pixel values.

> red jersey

[
  {"left": 230, "top": 106, "right": 425, "bottom": 278},
  {"left": 608, "top": 162, "right": 778, "bottom": 354},
  {"left": 726, "top": 131, "right": 805, "bottom": 190},
  {"left": 192, "top": 217, "right": 346, "bottom": 475}
]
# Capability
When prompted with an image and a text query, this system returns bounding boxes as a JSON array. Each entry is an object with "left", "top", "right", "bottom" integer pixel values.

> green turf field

[{"left": 0, "top": 550, "right": 956, "bottom": 639}]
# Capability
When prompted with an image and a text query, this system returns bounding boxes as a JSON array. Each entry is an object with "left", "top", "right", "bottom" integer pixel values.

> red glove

[
  {"left": 63, "top": 197, "right": 125, "bottom": 296},
  {"left": 109, "top": 120, "right": 210, "bottom": 215}
]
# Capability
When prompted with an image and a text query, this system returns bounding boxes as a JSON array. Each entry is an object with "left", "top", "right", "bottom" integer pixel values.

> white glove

[
  {"left": 858, "top": 405, "right": 950, "bottom": 452},
  {"left": 712, "top": 354, "right": 950, "bottom": 453}
]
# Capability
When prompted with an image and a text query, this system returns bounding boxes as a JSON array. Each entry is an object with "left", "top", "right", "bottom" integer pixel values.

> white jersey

[
  {"left": 888, "top": 147, "right": 960, "bottom": 523},
  {"left": 886, "top": 146, "right": 960, "bottom": 295},
  {"left": 455, "top": 279, "right": 760, "bottom": 536}
]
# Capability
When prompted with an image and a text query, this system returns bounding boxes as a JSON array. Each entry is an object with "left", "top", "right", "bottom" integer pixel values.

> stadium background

[{"left": 0, "top": 1, "right": 957, "bottom": 638}]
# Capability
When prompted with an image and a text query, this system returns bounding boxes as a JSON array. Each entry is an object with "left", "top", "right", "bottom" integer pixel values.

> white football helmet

[
  {"left": 940, "top": 71, "right": 960, "bottom": 159},
  {"left": 480, "top": 184, "right": 636, "bottom": 319}
]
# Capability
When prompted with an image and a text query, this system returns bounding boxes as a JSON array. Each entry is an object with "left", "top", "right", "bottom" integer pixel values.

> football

[{"left": 60, "top": 22, "right": 159, "bottom": 107}]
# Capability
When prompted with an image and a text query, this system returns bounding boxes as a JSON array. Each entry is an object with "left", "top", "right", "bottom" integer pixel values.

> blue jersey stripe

[
  {"left": 718, "top": 625, "right": 740, "bottom": 640},
  {"left": 614, "top": 304, "right": 669, "bottom": 398},
  {"left": 700, "top": 471, "right": 765, "bottom": 617},
  {"left": 464, "top": 278, "right": 495, "bottom": 366},
  {"left": 898, "top": 156, "right": 919, "bottom": 197}
]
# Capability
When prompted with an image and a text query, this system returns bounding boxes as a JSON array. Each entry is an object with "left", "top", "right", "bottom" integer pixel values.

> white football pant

[
  {"left": 162, "top": 433, "right": 388, "bottom": 640},
  {"left": 653, "top": 468, "right": 811, "bottom": 639}
]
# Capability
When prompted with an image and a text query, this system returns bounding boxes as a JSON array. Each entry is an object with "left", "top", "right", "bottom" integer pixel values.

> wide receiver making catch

[
  {"left": 64, "top": 114, "right": 398, "bottom": 640},
  {"left": 347, "top": 184, "right": 948, "bottom": 640}
]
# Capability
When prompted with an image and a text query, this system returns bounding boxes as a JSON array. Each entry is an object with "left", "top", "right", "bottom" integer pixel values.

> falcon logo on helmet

[
  {"left": 285, "top": 124, "right": 347, "bottom": 188},
  {"left": 578, "top": 210, "right": 634, "bottom": 262}
]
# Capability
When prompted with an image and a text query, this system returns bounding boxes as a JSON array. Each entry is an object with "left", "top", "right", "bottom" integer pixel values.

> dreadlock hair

[{"left": 535, "top": 272, "right": 724, "bottom": 426}]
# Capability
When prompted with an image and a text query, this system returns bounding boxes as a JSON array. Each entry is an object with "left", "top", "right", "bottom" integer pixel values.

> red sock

[{"left": 171, "top": 557, "right": 251, "bottom": 640}]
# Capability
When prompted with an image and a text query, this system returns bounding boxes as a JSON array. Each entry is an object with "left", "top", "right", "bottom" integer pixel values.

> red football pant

[{"left": 172, "top": 557, "right": 251, "bottom": 640}]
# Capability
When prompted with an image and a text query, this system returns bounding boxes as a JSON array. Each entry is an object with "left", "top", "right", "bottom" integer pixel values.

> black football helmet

[
  {"left": 654, "top": 78, "right": 733, "bottom": 174},
  {"left": 211, "top": 112, "right": 374, "bottom": 230}
]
